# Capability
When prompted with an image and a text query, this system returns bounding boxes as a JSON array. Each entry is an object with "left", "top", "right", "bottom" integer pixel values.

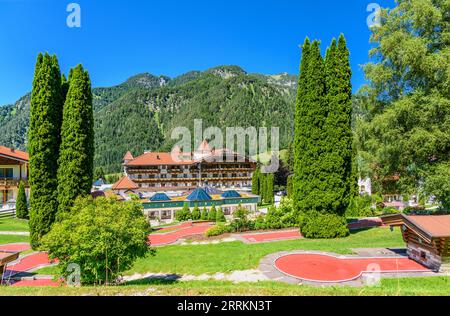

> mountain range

[{"left": 0, "top": 65, "right": 297, "bottom": 173}]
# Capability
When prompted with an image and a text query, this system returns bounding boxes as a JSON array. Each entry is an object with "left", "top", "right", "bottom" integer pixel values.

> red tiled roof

[
  {"left": 0, "top": 146, "right": 29, "bottom": 162},
  {"left": 123, "top": 151, "right": 134, "bottom": 161},
  {"left": 125, "top": 152, "right": 194, "bottom": 166},
  {"left": 112, "top": 176, "right": 139, "bottom": 190}
]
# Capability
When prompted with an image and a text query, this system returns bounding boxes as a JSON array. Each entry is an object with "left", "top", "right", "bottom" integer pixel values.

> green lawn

[
  {"left": 129, "top": 227, "right": 404, "bottom": 275},
  {"left": 1, "top": 277, "right": 449, "bottom": 296},
  {"left": 0, "top": 218, "right": 29, "bottom": 232},
  {"left": 0, "top": 234, "right": 29, "bottom": 245}
]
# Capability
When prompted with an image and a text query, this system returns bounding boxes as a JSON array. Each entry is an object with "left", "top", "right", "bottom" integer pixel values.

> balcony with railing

[{"left": 0, "top": 178, "right": 28, "bottom": 188}]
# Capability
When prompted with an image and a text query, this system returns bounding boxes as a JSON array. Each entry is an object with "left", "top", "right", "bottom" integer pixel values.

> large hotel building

[{"left": 113, "top": 140, "right": 257, "bottom": 194}]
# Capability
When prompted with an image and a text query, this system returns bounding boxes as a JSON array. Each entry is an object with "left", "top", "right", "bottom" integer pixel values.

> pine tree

[
  {"left": 28, "top": 53, "right": 63, "bottom": 249},
  {"left": 57, "top": 65, "right": 94, "bottom": 217},
  {"left": 15, "top": 181, "right": 28, "bottom": 219}
]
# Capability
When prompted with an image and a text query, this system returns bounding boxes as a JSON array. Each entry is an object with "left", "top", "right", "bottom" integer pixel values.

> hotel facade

[
  {"left": 113, "top": 140, "right": 257, "bottom": 194},
  {"left": 0, "top": 146, "right": 29, "bottom": 209}
]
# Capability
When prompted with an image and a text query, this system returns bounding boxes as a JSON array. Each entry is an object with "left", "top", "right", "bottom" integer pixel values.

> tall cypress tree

[
  {"left": 15, "top": 181, "right": 28, "bottom": 219},
  {"left": 251, "top": 167, "right": 260, "bottom": 195},
  {"left": 28, "top": 53, "right": 63, "bottom": 248},
  {"left": 323, "top": 34, "right": 354, "bottom": 215},
  {"left": 293, "top": 40, "right": 328, "bottom": 212},
  {"left": 57, "top": 65, "right": 94, "bottom": 217}
]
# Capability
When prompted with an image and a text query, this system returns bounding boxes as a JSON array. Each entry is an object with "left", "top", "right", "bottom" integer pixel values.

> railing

[
  {"left": 0, "top": 178, "right": 28, "bottom": 187},
  {"left": 0, "top": 207, "right": 16, "bottom": 219}
]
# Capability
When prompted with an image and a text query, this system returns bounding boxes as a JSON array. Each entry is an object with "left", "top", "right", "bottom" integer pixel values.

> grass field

[
  {"left": 1, "top": 277, "right": 449, "bottom": 296},
  {"left": 0, "top": 218, "right": 29, "bottom": 232},
  {"left": 130, "top": 227, "right": 403, "bottom": 275},
  {"left": 0, "top": 234, "right": 29, "bottom": 244}
]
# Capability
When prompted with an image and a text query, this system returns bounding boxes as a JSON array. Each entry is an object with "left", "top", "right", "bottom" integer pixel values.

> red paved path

[
  {"left": 275, "top": 253, "right": 430, "bottom": 282},
  {"left": 11, "top": 279, "right": 61, "bottom": 287},
  {"left": 3, "top": 252, "right": 57, "bottom": 278},
  {"left": 0, "top": 243, "right": 31, "bottom": 252},
  {"left": 240, "top": 230, "right": 301, "bottom": 243},
  {"left": 149, "top": 222, "right": 213, "bottom": 246}
]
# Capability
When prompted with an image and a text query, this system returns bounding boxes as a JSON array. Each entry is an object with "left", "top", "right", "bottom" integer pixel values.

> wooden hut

[{"left": 382, "top": 214, "right": 450, "bottom": 272}]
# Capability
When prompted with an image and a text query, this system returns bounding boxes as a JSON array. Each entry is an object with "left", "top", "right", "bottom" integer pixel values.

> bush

[
  {"left": 216, "top": 207, "right": 226, "bottom": 222},
  {"left": 208, "top": 205, "right": 217, "bottom": 221},
  {"left": 253, "top": 215, "right": 267, "bottom": 230},
  {"left": 201, "top": 207, "right": 208, "bottom": 220},
  {"left": 191, "top": 205, "right": 201, "bottom": 220},
  {"left": 265, "top": 206, "right": 284, "bottom": 229},
  {"left": 41, "top": 196, "right": 152, "bottom": 285},
  {"left": 175, "top": 204, "right": 191, "bottom": 222},
  {"left": 205, "top": 224, "right": 230, "bottom": 237},
  {"left": 300, "top": 211, "right": 349, "bottom": 239},
  {"left": 345, "top": 194, "right": 375, "bottom": 218},
  {"left": 382, "top": 206, "right": 400, "bottom": 215},
  {"left": 230, "top": 207, "right": 250, "bottom": 232},
  {"left": 15, "top": 181, "right": 28, "bottom": 219}
]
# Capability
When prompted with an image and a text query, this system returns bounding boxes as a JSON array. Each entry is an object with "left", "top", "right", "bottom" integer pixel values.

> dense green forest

[{"left": 0, "top": 65, "right": 297, "bottom": 173}]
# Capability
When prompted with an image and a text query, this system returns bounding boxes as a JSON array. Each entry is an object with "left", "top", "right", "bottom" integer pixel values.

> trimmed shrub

[
  {"left": 191, "top": 205, "right": 201, "bottom": 220},
  {"left": 300, "top": 211, "right": 349, "bottom": 239},
  {"left": 175, "top": 204, "right": 191, "bottom": 222},
  {"left": 216, "top": 207, "right": 226, "bottom": 222},
  {"left": 201, "top": 207, "right": 208, "bottom": 220},
  {"left": 208, "top": 205, "right": 217, "bottom": 221},
  {"left": 205, "top": 224, "right": 230, "bottom": 237}
]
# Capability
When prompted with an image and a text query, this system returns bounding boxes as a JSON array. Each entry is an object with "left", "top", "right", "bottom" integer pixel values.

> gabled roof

[
  {"left": 125, "top": 152, "right": 194, "bottom": 166},
  {"left": 150, "top": 193, "right": 171, "bottom": 202},
  {"left": 123, "top": 151, "right": 134, "bottom": 161},
  {"left": 187, "top": 188, "right": 212, "bottom": 201},
  {"left": 382, "top": 214, "right": 450, "bottom": 239},
  {"left": 221, "top": 190, "right": 241, "bottom": 198},
  {"left": 0, "top": 146, "right": 29, "bottom": 162},
  {"left": 112, "top": 176, "right": 139, "bottom": 190}
]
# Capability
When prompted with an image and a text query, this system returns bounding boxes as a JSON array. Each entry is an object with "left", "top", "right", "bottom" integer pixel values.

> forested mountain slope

[{"left": 0, "top": 66, "right": 297, "bottom": 173}]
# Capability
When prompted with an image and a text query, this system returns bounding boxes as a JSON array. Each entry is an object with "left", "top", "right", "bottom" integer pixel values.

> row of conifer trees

[{"left": 28, "top": 53, "right": 94, "bottom": 249}]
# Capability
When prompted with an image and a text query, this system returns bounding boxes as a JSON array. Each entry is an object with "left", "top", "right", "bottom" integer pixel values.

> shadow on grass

[{"left": 123, "top": 274, "right": 181, "bottom": 286}]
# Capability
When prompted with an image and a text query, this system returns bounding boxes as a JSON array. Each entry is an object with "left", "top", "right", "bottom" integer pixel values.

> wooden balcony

[{"left": 0, "top": 178, "right": 28, "bottom": 188}]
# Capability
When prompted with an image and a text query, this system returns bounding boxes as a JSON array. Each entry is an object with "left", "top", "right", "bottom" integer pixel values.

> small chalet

[{"left": 382, "top": 214, "right": 450, "bottom": 272}]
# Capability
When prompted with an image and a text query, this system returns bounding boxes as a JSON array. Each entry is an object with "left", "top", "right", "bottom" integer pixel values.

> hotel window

[{"left": 0, "top": 168, "right": 13, "bottom": 179}]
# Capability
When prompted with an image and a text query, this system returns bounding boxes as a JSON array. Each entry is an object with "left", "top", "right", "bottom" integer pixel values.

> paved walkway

[{"left": 259, "top": 250, "right": 436, "bottom": 286}]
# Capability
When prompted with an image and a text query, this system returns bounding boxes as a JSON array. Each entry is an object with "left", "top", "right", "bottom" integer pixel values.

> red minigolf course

[{"left": 274, "top": 253, "right": 430, "bottom": 283}]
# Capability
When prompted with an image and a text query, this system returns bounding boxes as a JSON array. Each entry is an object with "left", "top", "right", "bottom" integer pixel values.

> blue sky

[{"left": 0, "top": 0, "right": 395, "bottom": 105}]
